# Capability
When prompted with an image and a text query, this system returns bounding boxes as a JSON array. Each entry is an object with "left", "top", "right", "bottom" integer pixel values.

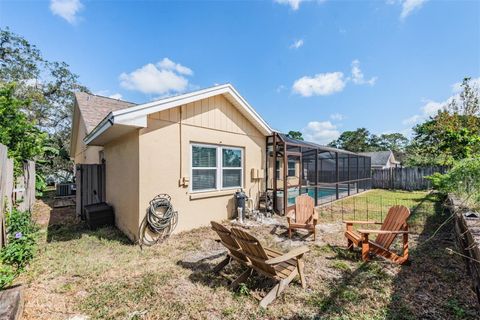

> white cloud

[
  {"left": 158, "top": 58, "right": 193, "bottom": 76},
  {"left": 109, "top": 93, "right": 123, "bottom": 100},
  {"left": 452, "top": 77, "right": 480, "bottom": 93},
  {"left": 350, "top": 60, "right": 377, "bottom": 86},
  {"left": 274, "top": 0, "right": 304, "bottom": 10},
  {"left": 293, "top": 72, "right": 346, "bottom": 97},
  {"left": 119, "top": 58, "right": 193, "bottom": 95},
  {"left": 402, "top": 98, "right": 449, "bottom": 125},
  {"left": 401, "top": 0, "right": 427, "bottom": 19},
  {"left": 388, "top": 0, "right": 428, "bottom": 20},
  {"left": 276, "top": 85, "right": 287, "bottom": 93},
  {"left": 302, "top": 121, "right": 340, "bottom": 145},
  {"left": 330, "top": 113, "right": 344, "bottom": 121},
  {"left": 292, "top": 60, "right": 376, "bottom": 97},
  {"left": 50, "top": 0, "right": 83, "bottom": 24},
  {"left": 290, "top": 39, "right": 304, "bottom": 49}
]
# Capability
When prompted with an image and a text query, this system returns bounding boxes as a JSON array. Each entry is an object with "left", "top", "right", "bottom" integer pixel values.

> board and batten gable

[{"left": 137, "top": 94, "right": 266, "bottom": 235}]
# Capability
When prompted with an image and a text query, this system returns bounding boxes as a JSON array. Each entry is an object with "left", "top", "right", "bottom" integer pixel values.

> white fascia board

[
  {"left": 84, "top": 83, "right": 273, "bottom": 145},
  {"left": 111, "top": 84, "right": 273, "bottom": 135},
  {"left": 84, "top": 112, "right": 115, "bottom": 145}
]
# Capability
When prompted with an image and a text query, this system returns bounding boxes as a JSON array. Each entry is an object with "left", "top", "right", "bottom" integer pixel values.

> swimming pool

[{"left": 276, "top": 187, "right": 342, "bottom": 206}]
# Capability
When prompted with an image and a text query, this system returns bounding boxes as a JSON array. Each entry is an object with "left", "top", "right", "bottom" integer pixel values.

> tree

[
  {"left": 447, "top": 77, "right": 479, "bottom": 116},
  {"left": 328, "top": 128, "right": 371, "bottom": 152},
  {"left": 0, "top": 28, "right": 89, "bottom": 181},
  {"left": 286, "top": 130, "right": 304, "bottom": 141},
  {"left": 369, "top": 133, "right": 409, "bottom": 153},
  {"left": 405, "top": 77, "right": 480, "bottom": 166},
  {"left": 0, "top": 82, "right": 46, "bottom": 175}
]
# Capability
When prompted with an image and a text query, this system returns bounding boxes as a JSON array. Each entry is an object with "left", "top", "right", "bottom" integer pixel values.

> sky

[{"left": 0, "top": 0, "right": 479, "bottom": 145}]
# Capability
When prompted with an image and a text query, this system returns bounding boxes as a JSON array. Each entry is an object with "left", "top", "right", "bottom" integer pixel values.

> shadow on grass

[
  {"left": 298, "top": 193, "right": 480, "bottom": 319},
  {"left": 385, "top": 194, "right": 480, "bottom": 319},
  {"left": 177, "top": 253, "right": 246, "bottom": 290},
  {"left": 39, "top": 191, "right": 131, "bottom": 244}
]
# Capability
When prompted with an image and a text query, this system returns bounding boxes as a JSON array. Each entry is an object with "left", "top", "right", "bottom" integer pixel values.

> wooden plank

[
  {"left": 371, "top": 166, "right": 448, "bottom": 191},
  {"left": 77, "top": 164, "right": 106, "bottom": 219},
  {"left": 0, "top": 143, "right": 8, "bottom": 248}
]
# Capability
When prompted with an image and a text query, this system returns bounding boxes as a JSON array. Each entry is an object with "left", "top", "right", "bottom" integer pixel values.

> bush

[
  {"left": 0, "top": 264, "right": 17, "bottom": 289},
  {"left": 428, "top": 157, "right": 480, "bottom": 208},
  {"left": 0, "top": 209, "right": 38, "bottom": 289}
]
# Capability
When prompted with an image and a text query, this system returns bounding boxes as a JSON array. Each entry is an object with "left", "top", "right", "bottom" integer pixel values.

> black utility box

[{"left": 84, "top": 202, "right": 114, "bottom": 230}]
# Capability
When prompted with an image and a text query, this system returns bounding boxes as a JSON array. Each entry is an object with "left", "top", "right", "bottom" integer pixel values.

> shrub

[
  {"left": 428, "top": 157, "right": 480, "bottom": 208},
  {"left": 0, "top": 209, "right": 38, "bottom": 289},
  {"left": 0, "top": 263, "right": 17, "bottom": 289}
]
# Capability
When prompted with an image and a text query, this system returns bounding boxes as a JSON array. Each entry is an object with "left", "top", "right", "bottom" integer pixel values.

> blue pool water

[{"left": 276, "top": 187, "right": 341, "bottom": 206}]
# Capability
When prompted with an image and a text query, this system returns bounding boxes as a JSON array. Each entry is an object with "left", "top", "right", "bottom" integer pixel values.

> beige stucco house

[{"left": 71, "top": 84, "right": 272, "bottom": 241}]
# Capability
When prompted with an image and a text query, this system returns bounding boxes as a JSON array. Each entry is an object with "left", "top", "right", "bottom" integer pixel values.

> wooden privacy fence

[
  {"left": 0, "top": 143, "right": 36, "bottom": 248},
  {"left": 371, "top": 166, "right": 448, "bottom": 191},
  {"left": 76, "top": 164, "right": 106, "bottom": 219}
]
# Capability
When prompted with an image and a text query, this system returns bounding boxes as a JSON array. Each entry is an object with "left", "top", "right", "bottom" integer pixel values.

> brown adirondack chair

[
  {"left": 230, "top": 227, "right": 309, "bottom": 308},
  {"left": 286, "top": 194, "right": 318, "bottom": 240},
  {"left": 210, "top": 221, "right": 249, "bottom": 273},
  {"left": 344, "top": 205, "right": 410, "bottom": 265}
]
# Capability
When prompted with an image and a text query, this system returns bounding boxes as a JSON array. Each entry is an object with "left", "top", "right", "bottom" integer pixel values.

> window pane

[
  {"left": 192, "top": 169, "right": 216, "bottom": 190},
  {"left": 288, "top": 159, "right": 296, "bottom": 177},
  {"left": 192, "top": 146, "right": 216, "bottom": 167},
  {"left": 222, "top": 169, "right": 241, "bottom": 188},
  {"left": 222, "top": 149, "right": 241, "bottom": 167}
]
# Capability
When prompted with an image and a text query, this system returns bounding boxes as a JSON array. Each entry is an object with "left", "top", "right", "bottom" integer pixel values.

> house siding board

[{"left": 135, "top": 95, "right": 265, "bottom": 236}]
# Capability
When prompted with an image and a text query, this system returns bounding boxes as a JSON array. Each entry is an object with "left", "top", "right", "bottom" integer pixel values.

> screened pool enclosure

[{"left": 266, "top": 133, "right": 372, "bottom": 215}]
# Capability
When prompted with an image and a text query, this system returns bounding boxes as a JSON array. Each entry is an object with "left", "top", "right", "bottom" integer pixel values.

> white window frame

[{"left": 190, "top": 143, "right": 244, "bottom": 193}]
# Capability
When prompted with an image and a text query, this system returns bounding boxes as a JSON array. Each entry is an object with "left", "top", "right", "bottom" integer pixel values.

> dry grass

[{"left": 18, "top": 190, "right": 480, "bottom": 319}]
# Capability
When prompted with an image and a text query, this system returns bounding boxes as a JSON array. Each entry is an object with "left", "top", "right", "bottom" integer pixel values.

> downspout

[{"left": 179, "top": 106, "right": 183, "bottom": 186}]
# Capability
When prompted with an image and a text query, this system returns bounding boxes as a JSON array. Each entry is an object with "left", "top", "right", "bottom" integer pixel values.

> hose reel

[{"left": 138, "top": 194, "right": 178, "bottom": 247}]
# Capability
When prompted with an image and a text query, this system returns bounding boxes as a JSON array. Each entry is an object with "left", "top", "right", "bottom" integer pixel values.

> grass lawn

[{"left": 20, "top": 189, "right": 479, "bottom": 319}]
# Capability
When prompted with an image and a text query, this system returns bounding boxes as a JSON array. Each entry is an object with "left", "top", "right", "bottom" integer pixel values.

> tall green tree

[
  {"left": 369, "top": 133, "right": 409, "bottom": 153},
  {"left": 0, "top": 28, "right": 89, "bottom": 181},
  {"left": 286, "top": 130, "right": 304, "bottom": 141},
  {"left": 0, "top": 82, "right": 46, "bottom": 175},
  {"left": 405, "top": 77, "right": 480, "bottom": 166},
  {"left": 328, "top": 128, "right": 371, "bottom": 152}
]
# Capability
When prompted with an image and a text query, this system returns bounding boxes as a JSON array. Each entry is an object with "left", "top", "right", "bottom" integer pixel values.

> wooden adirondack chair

[
  {"left": 210, "top": 221, "right": 249, "bottom": 273},
  {"left": 286, "top": 194, "right": 318, "bottom": 240},
  {"left": 230, "top": 227, "right": 310, "bottom": 308},
  {"left": 344, "top": 205, "right": 410, "bottom": 265}
]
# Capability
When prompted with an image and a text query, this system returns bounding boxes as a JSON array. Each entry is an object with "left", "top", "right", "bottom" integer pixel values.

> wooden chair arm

[
  {"left": 286, "top": 210, "right": 295, "bottom": 221},
  {"left": 357, "top": 229, "right": 410, "bottom": 235},
  {"left": 312, "top": 210, "right": 319, "bottom": 221},
  {"left": 343, "top": 220, "right": 381, "bottom": 225},
  {"left": 265, "top": 246, "right": 310, "bottom": 265}
]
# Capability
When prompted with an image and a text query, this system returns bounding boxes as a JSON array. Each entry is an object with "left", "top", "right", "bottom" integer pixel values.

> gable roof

[
  {"left": 84, "top": 84, "right": 273, "bottom": 146},
  {"left": 358, "top": 151, "right": 394, "bottom": 166},
  {"left": 75, "top": 92, "right": 136, "bottom": 133}
]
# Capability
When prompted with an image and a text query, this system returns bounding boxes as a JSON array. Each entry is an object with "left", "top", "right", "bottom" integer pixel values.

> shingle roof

[
  {"left": 358, "top": 151, "right": 393, "bottom": 166},
  {"left": 75, "top": 92, "right": 136, "bottom": 133}
]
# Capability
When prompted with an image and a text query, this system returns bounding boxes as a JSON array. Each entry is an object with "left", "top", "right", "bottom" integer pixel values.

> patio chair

[
  {"left": 230, "top": 227, "right": 309, "bottom": 308},
  {"left": 286, "top": 194, "right": 318, "bottom": 240},
  {"left": 210, "top": 221, "right": 250, "bottom": 273},
  {"left": 344, "top": 205, "right": 410, "bottom": 265}
]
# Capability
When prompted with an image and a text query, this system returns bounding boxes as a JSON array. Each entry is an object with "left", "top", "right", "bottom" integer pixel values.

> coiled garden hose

[{"left": 138, "top": 194, "right": 178, "bottom": 247}]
